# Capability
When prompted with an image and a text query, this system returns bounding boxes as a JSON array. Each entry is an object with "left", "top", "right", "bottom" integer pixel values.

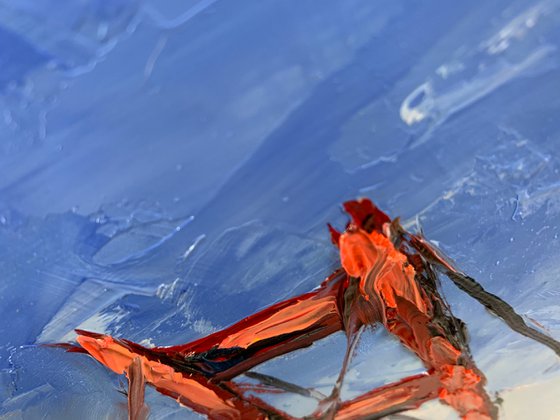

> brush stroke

[
  {"left": 127, "top": 357, "right": 149, "bottom": 420},
  {"left": 61, "top": 198, "right": 560, "bottom": 419}
]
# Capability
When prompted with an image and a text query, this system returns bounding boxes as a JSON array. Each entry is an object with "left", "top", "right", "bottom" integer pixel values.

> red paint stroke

[{"left": 61, "top": 198, "right": 560, "bottom": 420}]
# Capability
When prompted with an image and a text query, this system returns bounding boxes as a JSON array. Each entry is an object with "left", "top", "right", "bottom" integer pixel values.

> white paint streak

[{"left": 144, "top": 36, "right": 167, "bottom": 80}]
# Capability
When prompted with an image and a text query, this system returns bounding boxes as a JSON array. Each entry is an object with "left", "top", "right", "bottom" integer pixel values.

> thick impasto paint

[
  {"left": 3, "top": 2, "right": 560, "bottom": 419},
  {"left": 62, "top": 199, "right": 560, "bottom": 419}
]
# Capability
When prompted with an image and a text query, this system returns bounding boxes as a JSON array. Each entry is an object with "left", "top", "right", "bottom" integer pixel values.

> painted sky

[{"left": 1, "top": 1, "right": 560, "bottom": 418}]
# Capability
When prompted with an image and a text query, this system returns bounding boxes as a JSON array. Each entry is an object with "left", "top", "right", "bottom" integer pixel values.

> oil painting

[{"left": 1, "top": 1, "right": 560, "bottom": 419}]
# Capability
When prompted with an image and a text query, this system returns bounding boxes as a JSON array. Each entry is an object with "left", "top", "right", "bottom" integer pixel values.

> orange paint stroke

[{"left": 60, "top": 198, "right": 560, "bottom": 419}]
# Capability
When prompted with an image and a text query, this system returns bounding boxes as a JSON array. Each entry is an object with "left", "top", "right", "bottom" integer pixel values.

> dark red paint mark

[{"left": 62, "top": 198, "right": 560, "bottom": 419}]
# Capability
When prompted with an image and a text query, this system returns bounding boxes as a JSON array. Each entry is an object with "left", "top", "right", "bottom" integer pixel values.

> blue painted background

[{"left": 1, "top": 1, "right": 560, "bottom": 418}]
